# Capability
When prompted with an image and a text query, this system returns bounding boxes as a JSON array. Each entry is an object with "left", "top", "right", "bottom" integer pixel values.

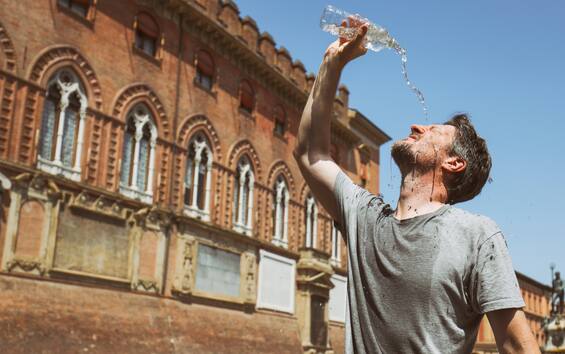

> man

[{"left": 293, "top": 23, "right": 539, "bottom": 353}]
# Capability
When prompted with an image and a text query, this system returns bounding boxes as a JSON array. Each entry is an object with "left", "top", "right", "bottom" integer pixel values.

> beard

[{"left": 391, "top": 140, "right": 439, "bottom": 176}]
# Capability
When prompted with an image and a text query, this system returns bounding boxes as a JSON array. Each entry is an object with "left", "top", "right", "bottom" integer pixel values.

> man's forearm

[{"left": 295, "top": 55, "right": 343, "bottom": 161}]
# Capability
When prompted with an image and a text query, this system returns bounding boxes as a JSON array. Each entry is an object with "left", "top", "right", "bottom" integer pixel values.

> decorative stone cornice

[
  {"left": 12, "top": 173, "right": 62, "bottom": 200},
  {"left": 70, "top": 191, "right": 129, "bottom": 221},
  {"left": 133, "top": 207, "right": 172, "bottom": 231},
  {"left": 6, "top": 259, "right": 47, "bottom": 275}
]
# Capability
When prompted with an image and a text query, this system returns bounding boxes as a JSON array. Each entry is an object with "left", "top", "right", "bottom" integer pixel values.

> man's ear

[{"left": 442, "top": 156, "right": 466, "bottom": 173}]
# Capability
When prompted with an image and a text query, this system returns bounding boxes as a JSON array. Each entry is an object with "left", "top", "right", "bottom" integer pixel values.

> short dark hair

[{"left": 444, "top": 114, "right": 492, "bottom": 204}]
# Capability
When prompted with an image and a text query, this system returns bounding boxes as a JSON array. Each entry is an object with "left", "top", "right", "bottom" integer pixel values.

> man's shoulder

[{"left": 441, "top": 206, "right": 501, "bottom": 245}]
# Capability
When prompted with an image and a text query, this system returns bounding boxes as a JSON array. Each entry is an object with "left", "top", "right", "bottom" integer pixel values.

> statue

[{"left": 552, "top": 271, "right": 564, "bottom": 315}]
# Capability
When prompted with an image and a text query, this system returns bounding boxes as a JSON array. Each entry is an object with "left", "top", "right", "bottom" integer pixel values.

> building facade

[{"left": 0, "top": 0, "right": 390, "bottom": 353}]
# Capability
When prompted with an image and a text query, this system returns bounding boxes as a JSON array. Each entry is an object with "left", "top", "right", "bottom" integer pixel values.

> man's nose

[{"left": 410, "top": 124, "right": 427, "bottom": 134}]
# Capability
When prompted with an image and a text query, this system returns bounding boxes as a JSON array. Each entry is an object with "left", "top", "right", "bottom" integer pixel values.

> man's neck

[{"left": 394, "top": 169, "right": 448, "bottom": 220}]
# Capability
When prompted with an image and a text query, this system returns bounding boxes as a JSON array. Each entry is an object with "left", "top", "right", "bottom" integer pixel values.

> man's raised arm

[{"left": 293, "top": 24, "right": 368, "bottom": 221}]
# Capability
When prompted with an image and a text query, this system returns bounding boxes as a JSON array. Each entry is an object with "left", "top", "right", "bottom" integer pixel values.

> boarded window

[
  {"left": 54, "top": 206, "right": 129, "bottom": 279},
  {"left": 239, "top": 80, "right": 254, "bottom": 114},
  {"left": 195, "top": 244, "right": 240, "bottom": 298},
  {"left": 329, "top": 274, "right": 347, "bottom": 322},
  {"left": 256, "top": 250, "right": 295, "bottom": 313}
]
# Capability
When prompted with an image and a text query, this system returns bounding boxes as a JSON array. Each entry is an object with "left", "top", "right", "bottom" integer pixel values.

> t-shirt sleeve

[
  {"left": 471, "top": 232, "right": 525, "bottom": 314},
  {"left": 333, "top": 171, "right": 383, "bottom": 243}
]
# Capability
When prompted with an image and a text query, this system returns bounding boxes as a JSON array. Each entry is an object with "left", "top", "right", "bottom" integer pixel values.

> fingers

[{"left": 339, "top": 20, "right": 348, "bottom": 45}]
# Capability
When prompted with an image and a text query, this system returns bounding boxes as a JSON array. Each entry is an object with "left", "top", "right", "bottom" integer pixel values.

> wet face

[{"left": 391, "top": 124, "right": 457, "bottom": 174}]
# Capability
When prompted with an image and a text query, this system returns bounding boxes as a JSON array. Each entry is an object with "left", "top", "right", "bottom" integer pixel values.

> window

[
  {"left": 311, "top": 295, "right": 327, "bottom": 347},
  {"left": 195, "top": 244, "right": 241, "bottom": 298},
  {"left": 256, "top": 250, "right": 296, "bottom": 313},
  {"left": 134, "top": 13, "right": 160, "bottom": 57},
  {"left": 233, "top": 156, "right": 254, "bottom": 235},
  {"left": 305, "top": 195, "right": 318, "bottom": 248},
  {"left": 239, "top": 80, "right": 254, "bottom": 114},
  {"left": 58, "top": 0, "right": 89, "bottom": 18},
  {"left": 195, "top": 50, "right": 215, "bottom": 91},
  {"left": 119, "top": 103, "right": 157, "bottom": 204},
  {"left": 272, "top": 175, "right": 289, "bottom": 248},
  {"left": 184, "top": 133, "right": 212, "bottom": 221},
  {"left": 329, "top": 274, "right": 347, "bottom": 322},
  {"left": 38, "top": 69, "right": 87, "bottom": 182},
  {"left": 330, "top": 223, "right": 341, "bottom": 266},
  {"left": 273, "top": 106, "right": 286, "bottom": 137}
]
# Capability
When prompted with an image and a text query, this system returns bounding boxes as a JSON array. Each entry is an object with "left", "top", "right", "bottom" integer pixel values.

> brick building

[
  {"left": 0, "top": 0, "right": 390, "bottom": 353},
  {"left": 0, "top": 1, "right": 551, "bottom": 354}
]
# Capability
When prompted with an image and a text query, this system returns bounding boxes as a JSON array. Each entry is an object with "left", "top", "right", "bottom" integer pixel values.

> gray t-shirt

[{"left": 334, "top": 172, "right": 525, "bottom": 354}]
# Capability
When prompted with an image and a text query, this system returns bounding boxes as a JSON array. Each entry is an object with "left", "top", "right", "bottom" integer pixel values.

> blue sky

[{"left": 235, "top": 0, "right": 564, "bottom": 284}]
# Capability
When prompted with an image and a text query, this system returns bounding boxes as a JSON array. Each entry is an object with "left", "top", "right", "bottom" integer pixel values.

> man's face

[{"left": 391, "top": 124, "right": 457, "bottom": 173}]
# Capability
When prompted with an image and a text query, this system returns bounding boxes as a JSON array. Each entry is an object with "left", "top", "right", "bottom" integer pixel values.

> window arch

[
  {"left": 38, "top": 68, "right": 87, "bottom": 182},
  {"left": 273, "top": 105, "right": 286, "bottom": 137},
  {"left": 305, "top": 194, "right": 318, "bottom": 248},
  {"left": 195, "top": 50, "right": 215, "bottom": 91},
  {"left": 134, "top": 12, "right": 160, "bottom": 57},
  {"left": 239, "top": 80, "right": 254, "bottom": 114},
  {"left": 233, "top": 156, "right": 254, "bottom": 236},
  {"left": 184, "top": 132, "right": 213, "bottom": 221},
  {"left": 119, "top": 103, "right": 157, "bottom": 204},
  {"left": 272, "top": 175, "right": 289, "bottom": 248},
  {"left": 330, "top": 222, "right": 341, "bottom": 266}
]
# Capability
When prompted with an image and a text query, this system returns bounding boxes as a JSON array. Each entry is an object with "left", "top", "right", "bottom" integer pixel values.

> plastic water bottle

[
  {"left": 320, "top": 5, "right": 401, "bottom": 53},
  {"left": 319, "top": 5, "right": 429, "bottom": 119}
]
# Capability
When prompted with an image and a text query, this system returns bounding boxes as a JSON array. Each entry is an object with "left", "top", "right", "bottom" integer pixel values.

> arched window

[
  {"left": 233, "top": 156, "right": 254, "bottom": 235},
  {"left": 272, "top": 175, "right": 289, "bottom": 248},
  {"left": 195, "top": 50, "right": 215, "bottom": 91},
  {"left": 38, "top": 68, "right": 87, "bottom": 182},
  {"left": 305, "top": 195, "right": 318, "bottom": 248},
  {"left": 119, "top": 103, "right": 157, "bottom": 204},
  {"left": 330, "top": 222, "right": 341, "bottom": 266},
  {"left": 134, "top": 12, "right": 160, "bottom": 57},
  {"left": 273, "top": 106, "right": 286, "bottom": 137},
  {"left": 184, "top": 132, "right": 212, "bottom": 221},
  {"left": 239, "top": 80, "right": 254, "bottom": 114}
]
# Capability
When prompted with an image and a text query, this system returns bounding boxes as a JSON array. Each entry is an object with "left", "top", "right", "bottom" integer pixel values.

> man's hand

[{"left": 325, "top": 21, "right": 369, "bottom": 70}]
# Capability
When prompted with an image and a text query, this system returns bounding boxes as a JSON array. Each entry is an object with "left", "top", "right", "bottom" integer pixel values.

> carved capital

[{"left": 6, "top": 259, "right": 47, "bottom": 275}]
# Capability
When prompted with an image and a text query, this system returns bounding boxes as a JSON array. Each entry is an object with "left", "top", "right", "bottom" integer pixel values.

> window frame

[
  {"left": 305, "top": 195, "right": 318, "bottom": 248},
  {"left": 238, "top": 80, "right": 255, "bottom": 116},
  {"left": 118, "top": 103, "right": 157, "bottom": 204},
  {"left": 194, "top": 50, "right": 215, "bottom": 92},
  {"left": 272, "top": 175, "right": 289, "bottom": 248},
  {"left": 57, "top": 0, "right": 97, "bottom": 24},
  {"left": 183, "top": 132, "right": 213, "bottom": 221},
  {"left": 37, "top": 68, "right": 88, "bottom": 182},
  {"left": 132, "top": 12, "right": 163, "bottom": 64},
  {"left": 232, "top": 156, "right": 254, "bottom": 236}
]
